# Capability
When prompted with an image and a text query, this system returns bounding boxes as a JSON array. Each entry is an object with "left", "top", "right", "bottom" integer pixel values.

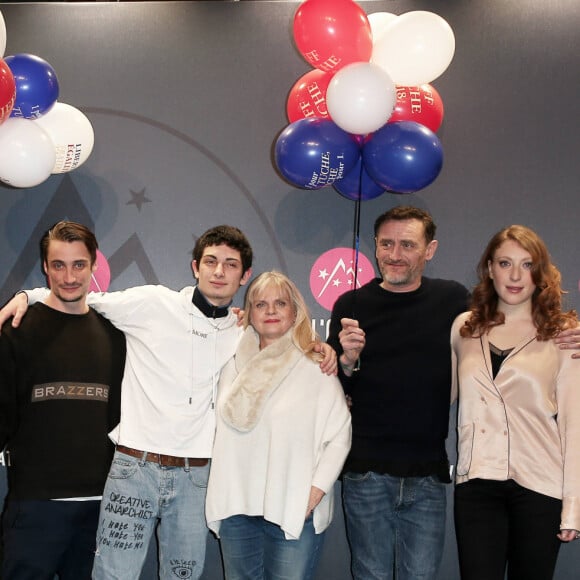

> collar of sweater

[
  {"left": 192, "top": 286, "right": 231, "bottom": 318},
  {"left": 221, "top": 327, "right": 303, "bottom": 432}
]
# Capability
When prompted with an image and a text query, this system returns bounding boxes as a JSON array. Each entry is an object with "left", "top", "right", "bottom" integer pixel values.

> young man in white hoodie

[{"left": 1, "top": 224, "right": 335, "bottom": 580}]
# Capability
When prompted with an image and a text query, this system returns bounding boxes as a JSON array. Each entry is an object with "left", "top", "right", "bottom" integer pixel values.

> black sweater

[
  {"left": 328, "top": 277, "right": 469, "bottom": 480},
  {"left": 0, "top": 303, "right": 126, "bottom": 500}
]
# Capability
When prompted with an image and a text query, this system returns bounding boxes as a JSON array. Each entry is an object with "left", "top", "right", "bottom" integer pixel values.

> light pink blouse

[{"left": 451, "top": 311, "right": 580, "bottom": 531}]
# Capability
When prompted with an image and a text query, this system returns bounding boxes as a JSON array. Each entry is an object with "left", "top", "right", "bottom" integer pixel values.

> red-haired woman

[{"left": 451, "top": 225, "right": 580, "bottom": 580}]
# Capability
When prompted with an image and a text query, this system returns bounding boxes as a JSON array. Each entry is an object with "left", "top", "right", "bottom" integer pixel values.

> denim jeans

[
  {"left": 91, "top": 449, "right": 210, "bottom": 580},
  {"left": 2, "top": 499, "right": 100, "bottom": 580},
  {"left": 342, "top": 471, "right": 446, "bottom": 580},
  {"left": 219, "top": 514, "right": 324, "bottom": 580}
]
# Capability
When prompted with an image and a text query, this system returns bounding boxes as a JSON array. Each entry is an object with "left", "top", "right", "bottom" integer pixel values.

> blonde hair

[{"left": 243, "top": 271, "right": 320, "bottom": 361}]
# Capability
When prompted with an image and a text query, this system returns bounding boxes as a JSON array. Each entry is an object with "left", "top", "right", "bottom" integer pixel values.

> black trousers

[
  {"left": 1, "top": 499, "right": 100, "bottom": 580},
  {"left": 454, "top": 479, "right": 562, "bottom": 580}
]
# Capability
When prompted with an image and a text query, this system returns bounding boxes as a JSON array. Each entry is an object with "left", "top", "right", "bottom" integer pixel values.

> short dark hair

[
  {"left": 374, "top": 206, "right": 436, "bottom": 244},
  {"left": 40, "top": 221, "right": 98, "bottom": 265},
  {"left": 192, "top": 225, "right": 253, "bottom": 273}
]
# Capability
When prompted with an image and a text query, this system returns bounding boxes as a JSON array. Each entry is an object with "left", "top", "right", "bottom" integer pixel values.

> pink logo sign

[
  {"left": 309, "top": 247, "right": 376, "bottom": 311},
  {"left": 89, "top": 250, "right": 111, "bottom": 293}
]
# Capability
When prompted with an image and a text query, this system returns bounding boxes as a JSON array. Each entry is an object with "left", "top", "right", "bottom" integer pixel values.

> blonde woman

[{"left": 206, "top": 271, "right": 351, "bottom": 580}]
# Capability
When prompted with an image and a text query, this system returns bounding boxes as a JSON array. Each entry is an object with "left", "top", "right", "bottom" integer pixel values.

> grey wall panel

[{"left": 1, "top": 1, "right": 579, "bottom": 578}]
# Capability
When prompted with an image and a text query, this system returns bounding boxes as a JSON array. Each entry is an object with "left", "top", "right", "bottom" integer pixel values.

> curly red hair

[{"left": 461, "top": 225, "right": 577, "bottom": 340}]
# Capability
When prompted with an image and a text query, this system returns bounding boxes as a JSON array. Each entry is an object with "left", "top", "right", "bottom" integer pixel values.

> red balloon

[
  {"left": 388, "top": 84, "right": 444, "bottom": 132},
  {"left": 0, "top": 58, "right": 16, "bottom": 125},
  {"left": 293, "top": 0, "right": 372, "bottom": 73},
  {"left": 286, "top": 69, "right": 334, "bottom": 123}
]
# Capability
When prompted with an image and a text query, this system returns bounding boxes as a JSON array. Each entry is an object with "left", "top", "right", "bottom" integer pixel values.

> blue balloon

[
  {"left": 5, "top": 53, "right": 59, "bottom": 119},
  {"left": 333, "top": 156, "right": 385, "bottom": 201},
  {"left": 362, "top": 121, "right": 443, "bottom": 194},
  {"left": 274, "top": 117, "right": 360, "bottom": 190}
]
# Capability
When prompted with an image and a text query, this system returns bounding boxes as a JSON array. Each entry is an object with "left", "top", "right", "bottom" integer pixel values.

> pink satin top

[{"left": 451, "top": 312, "right": 580, "bottom": 531}]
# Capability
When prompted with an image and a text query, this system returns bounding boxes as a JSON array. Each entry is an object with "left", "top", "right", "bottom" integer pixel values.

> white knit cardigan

[{"left": 205, "top": 327, "right": 352, "bottom": 540}]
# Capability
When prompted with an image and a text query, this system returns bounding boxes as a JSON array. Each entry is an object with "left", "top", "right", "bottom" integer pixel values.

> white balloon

[
  {"left": 0, "top": 118, "right": 55, "bottom": 188},
  {"left": 367, "top": 12, "right": 398, "bottom": 45},
  {"left": 0, "top": 11, "right": 6, "bottom": 58},
  {"left": 326, "top": 62, "right": 396, "bottom": 135},
  {"left": 33, "top": 102, "right": 95, "bottom": 173},
  {"left": 372, "top": 11, "right": 455, "bottom": 86}
]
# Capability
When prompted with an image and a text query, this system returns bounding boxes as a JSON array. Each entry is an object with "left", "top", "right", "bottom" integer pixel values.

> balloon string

[{"left": 351, "top": 158, "right": 363, "bottom": 318}]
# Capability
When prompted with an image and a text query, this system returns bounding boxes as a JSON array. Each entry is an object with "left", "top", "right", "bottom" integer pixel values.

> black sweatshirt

[
  {"left": 0, "top": 303, "right": 126, "bottom": 500},
  {"left": 328, "top": 277, "right": 469, "bottom": 481}
]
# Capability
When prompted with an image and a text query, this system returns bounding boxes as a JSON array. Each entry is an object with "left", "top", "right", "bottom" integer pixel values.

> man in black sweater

[
  {"left": 328, "top": 206, "right": 469, "bottom": 580},
  {"left": 0, "top": 221, "right": 126, "bottom": 579}
]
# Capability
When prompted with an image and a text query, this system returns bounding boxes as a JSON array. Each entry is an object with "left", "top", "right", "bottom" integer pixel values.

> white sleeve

[
  {"left": 85, "top": 287, "right": 152, "bottom": 328},
  {"left": 311, "top": 378, "right": 352, "bottom": 494},
  {"left": 25, "top": 287, "right": 50, "bottom": 304},
  {"left": 25, "top": 286, "right": 137, "bottom": 327}
]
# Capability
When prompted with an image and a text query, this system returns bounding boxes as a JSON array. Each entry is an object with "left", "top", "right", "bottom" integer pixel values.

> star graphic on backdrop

[
  {"left": 318, "top": 269, "right": 329, "bottom": 280},
  {"left": 127, "top": 188, "right": 152, "bottom": 211}
]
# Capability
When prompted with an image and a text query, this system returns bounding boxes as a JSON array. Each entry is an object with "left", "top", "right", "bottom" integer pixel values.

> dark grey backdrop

[{"left": 0, "top": 1, "right": 579, "bottom": 578}]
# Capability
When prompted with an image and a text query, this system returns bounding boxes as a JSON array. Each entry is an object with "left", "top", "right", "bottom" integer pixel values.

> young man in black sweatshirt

[{"left": 0, "top": 221, "right": 126, "bottom": 579}]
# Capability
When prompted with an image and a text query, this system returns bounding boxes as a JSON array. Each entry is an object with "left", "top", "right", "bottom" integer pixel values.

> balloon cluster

[
  {"left": 0, "top": 11, "right": 95, "bottom": 188},
  {"left": 274, "top": 0, "right": 455, "bottom": 198}
]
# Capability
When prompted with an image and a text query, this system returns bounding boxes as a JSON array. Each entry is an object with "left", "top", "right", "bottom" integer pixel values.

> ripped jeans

[{"left": 92, "top": 449, "right": 210, "bottom": 580}]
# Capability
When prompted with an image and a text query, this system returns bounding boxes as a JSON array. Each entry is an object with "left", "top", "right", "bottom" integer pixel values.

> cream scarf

[{"left": 221, "top": 327, "right": 303, "bottom": 432}]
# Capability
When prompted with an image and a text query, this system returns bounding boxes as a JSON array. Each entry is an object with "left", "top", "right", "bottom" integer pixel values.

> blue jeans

[
  {"left": 1, "top": 499, "right": 100, "bottom": 580},
  {"left": 91, "top": 450, "right": 210, "bottom": 580},
  {"left": 342, "top": 472, "right": 446, "bottom": 580},
  {"left": 219, "top": 514, "right": 324, "bottom": 580}
]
